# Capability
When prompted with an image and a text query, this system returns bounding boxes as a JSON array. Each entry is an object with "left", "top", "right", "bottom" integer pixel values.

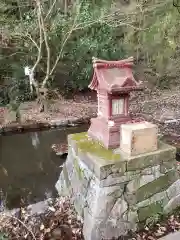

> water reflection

[
  {"left": 0, "top": 124, "right": 88, "bottom": 209},
  {"left": 31, "top": 132, "right": 40, "bottom": 149}
]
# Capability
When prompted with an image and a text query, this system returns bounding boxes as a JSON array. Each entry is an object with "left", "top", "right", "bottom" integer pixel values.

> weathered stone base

[{"left": 56, "top": 132, "right": 180, "bottom": 240}]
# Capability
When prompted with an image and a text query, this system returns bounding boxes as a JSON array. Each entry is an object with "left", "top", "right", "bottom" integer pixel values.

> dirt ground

[
  {"left": 0, "top": 88, "right": 176, "bottom": 123},
  {"left": 1, "top": 87, "right": 180, "bottom": 139},
  {"left": 0, "top": 91, "right": 97, "bottom": 127}
]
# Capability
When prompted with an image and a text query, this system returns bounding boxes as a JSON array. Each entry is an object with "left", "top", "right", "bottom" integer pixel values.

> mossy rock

[
  {"left": 71, "top": 132, "right": 120, "bottom": 162},
  {"left": 136, "top": 170, "right": 178, "bottom": 203},
  {"left": 138, "top": 202, "right": 163, "bottom": 222}
]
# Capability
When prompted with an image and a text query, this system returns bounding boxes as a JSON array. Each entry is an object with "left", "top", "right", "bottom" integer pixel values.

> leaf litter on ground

[
  {"left": 1, "top": 195, "right": 180, "bottom": 240},
  {"left": 0, "top": 196, "right": 84, "bottom": 240}
]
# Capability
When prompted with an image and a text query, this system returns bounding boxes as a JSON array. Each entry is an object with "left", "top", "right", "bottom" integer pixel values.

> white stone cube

[{"left": 120, "top": 121, "right": 158, "bottom": 156}]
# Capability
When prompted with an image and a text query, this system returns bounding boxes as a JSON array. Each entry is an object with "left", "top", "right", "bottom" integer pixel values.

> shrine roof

[{"left": 88, "top": 56, "right": 143, "bottom": 93}]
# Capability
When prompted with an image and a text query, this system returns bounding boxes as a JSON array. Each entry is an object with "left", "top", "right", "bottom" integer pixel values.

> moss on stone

[
  {"left": 138, "top": 202, "right": 163, "bottom": 222},
  {"left": 74, "top": 197, "right": 84, "bottom": 218},
  {"left": 74, "top": 157, "right": 84, "bottom": 180},
  {"left": 127, "top": 142, "right": 176, "bottom": 171},
  {"left": 71, "top": 132, "right": 120, "bottom": 161},
  {"left": 136, "top": 170, "right": 178, "bottom": 203},
  {"left": 71, "top": 132, "right": 88, "bottom": 141},
  {"left": 62, "top": 164, "right": 71, "bottom": 191}
]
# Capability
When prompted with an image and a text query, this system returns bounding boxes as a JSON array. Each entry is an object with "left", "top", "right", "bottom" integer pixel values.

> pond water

[{"left": 0, "top": 124, "right": 89, "bottom": 210}]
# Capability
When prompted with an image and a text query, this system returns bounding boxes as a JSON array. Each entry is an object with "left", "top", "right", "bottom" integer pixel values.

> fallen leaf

[
  {"left": 48, "top": 206, "right": 56, "bottom": 212},
  {"left": 40, "top": 223, "right": 45, "bottom": 231}
]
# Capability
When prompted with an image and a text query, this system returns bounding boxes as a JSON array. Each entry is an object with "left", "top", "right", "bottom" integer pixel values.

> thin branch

[
  {"left": 26, "top": 0, "right": 44, "bottom": 93},
  {"left": 32, "top": 1, "right": 43, "bottom": 74},
  {"left": 64, "top": 9, "right": 145, "bottom": 32},
  {"left": 0, "top": 52, "right": 24, "bottom": 59},
  {"left": 40, "top": 6, "right": 51, "bottom": 87},
  {"left": 49, "top": 4, "right": 144, "bottom": 76},
  {"left": 17, "top": 0, "right": 23, "bottom": 23},
  {"left": 104, "top": 21, "right": 146, "bottom": 31},
  {"left": 44, "top": 0, "right": 57, "bottom": 20},
  {"left": 13, "top": 32, "right": 40, "bottom": 51},
  {"left": 1, "top": 214, "right": 37, "bottom": 240},
  {"left": 64, "top": 0, "right": 68, "bottom": 15},
  {"left": 26, "top": 34, "right": 40, "bottom": 51},
  {"left": 49, "top": 0, "right": 81, "bottom": 76}
]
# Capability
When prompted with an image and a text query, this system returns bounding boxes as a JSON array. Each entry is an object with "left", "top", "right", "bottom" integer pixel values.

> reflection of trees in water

[
  {"left": 0, "top": 132, "right": 62, "bottom": 210},
  {"left": 0, "top": 189, "right": 6, "bottom": 212},
  {"left": 0, "top": 136, "right": 7, "bottom": 211},
  {"left": 30, "top": 132, "right": 40, "bottom": 149},
  {"left": 0, "top": 125, "right": 88, "bottom": 210}
]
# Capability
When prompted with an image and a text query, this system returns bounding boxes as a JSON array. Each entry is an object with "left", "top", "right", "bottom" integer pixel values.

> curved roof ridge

[
  {"left": 89, "top": 56, "right": 143, "bottom": 93},
  {"left": 92, "top": 56, "right": 134, "bottom": 68}
]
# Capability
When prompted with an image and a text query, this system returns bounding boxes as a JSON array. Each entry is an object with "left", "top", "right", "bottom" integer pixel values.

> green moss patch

[
  {"left": 71, "top": 132, "right": 120, "bottom": 161},
  {"left": 74, "top": 157, "right": 84, "bottom": 180},
  {"left": 138, "top": 202, "right": 163, "bottom": 222},
  {"left": 136, "top": 170, "right": 178, "bottom": 203},
  {"left": 71, "top": 132, "right": 88, "bottom": 141}
]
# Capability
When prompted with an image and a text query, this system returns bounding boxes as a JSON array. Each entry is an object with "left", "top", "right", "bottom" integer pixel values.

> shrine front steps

[{"left": 55, "top": 132, "right": 180, "bottom": 240}]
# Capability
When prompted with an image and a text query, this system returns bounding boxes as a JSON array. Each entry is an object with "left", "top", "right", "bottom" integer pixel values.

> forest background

[{"left": 0, "top": 0, "right": 179, "bottom": 108}]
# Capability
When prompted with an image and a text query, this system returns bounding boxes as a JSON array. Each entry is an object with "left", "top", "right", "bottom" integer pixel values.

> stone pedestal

[{"left": 56, "top": 132, "right": 179, "bottom": 240}]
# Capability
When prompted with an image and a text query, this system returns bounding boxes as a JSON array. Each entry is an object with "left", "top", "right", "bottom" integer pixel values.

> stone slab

[
  {"left": 164, "top": 193, "right": 180, "bottom": 214},
  {"left": 124, "top": 142, "right": 176, "bottom": 171},
  {"left": 120, "top": 121, "right": 158, "bottom": 156},
  {"left": 159, "top": 232, "right": 180, "bottom": 240},
  {"left": 135, "top": 170, "right": 179, "bottom": 203},
  {"left": 68, "top": 132, "right": 176, "bottom": 179},
  {"left": 166, "top": 179, "right": 180, "bottom": 199},
  {"left": 138, "top": 202, "right": 163, "bottom": 222}
]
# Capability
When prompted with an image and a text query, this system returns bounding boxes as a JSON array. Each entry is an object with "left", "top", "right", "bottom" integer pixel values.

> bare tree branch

[
  {"left": 44, "top": 0, "right": 57, "bottom": 20},
  {"left": 1, "top": 214, "right": 37, "bottom": 240},
  {"left": 40, "top": 8, "right": 51, "bottom": 88},
  {"left": 49, "top": 4, "right": 144, "bottom": 77},
  {"left": 32, "top": 0, "right": 43, "bottom": 74},
  {"left": 0, "top": 52, "right": 24, "bottom": 59},
  {"left": 49, "top": 0, "right": 81, "bottom": 76},
  {"left": 26, "top": 34, "right": 40, "bottom": 51}
]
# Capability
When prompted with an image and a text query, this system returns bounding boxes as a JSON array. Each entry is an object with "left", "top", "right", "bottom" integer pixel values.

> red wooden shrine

[{"left": 88, "top": 56, "right": 143, "bottom": 149}]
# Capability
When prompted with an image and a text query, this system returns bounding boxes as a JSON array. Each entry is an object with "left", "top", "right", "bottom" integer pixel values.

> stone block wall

[{"left": 56, "top": 132, "right": 180, "bottom": 240}]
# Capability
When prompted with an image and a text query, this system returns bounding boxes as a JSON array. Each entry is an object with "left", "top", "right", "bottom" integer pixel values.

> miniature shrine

[
  {"left": 56, "top": 56, "right": 180, "bottom": 240},
  {"left": 88, "top": 56, "right": 144, "bottom": 149}
]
